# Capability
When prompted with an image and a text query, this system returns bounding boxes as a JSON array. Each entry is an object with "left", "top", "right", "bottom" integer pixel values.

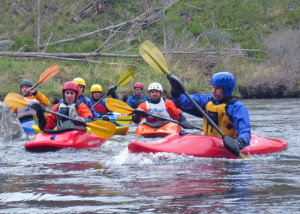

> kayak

[
  {"left": 31, "top": 125, "right": 129, "bottom": 135},
  {"left": 128, "top": 133, "right": 288, "bottom": 159},
  {"left": 135, "top": 121, "right": 181, "bottom": 138},
  {"left": 25, "top": 130, "right": 106, "bottom": 152},
  {"left": 21, "top": 120, "right": 36, "bottom": 134}
]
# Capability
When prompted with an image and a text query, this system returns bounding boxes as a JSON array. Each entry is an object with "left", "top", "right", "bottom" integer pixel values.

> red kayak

[
  {"left": 128, "top": 133, "right": 288, "bottom": 159},
  {"left": 135, "top": 121, "right": 181, "bottom": 138},
  {"left": 25, "top": 130, "right": 106, "bottom": 152}
]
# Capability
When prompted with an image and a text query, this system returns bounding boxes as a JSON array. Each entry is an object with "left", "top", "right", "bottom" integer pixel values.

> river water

[{"left": 0, "top": 98, "right": 299, "bottom": 213}]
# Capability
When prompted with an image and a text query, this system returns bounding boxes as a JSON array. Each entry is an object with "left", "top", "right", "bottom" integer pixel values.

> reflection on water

[{"left": 1, "top": 98, "right": 300, "bottom": 213}]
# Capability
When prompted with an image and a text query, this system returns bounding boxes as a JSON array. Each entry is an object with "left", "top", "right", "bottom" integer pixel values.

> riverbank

[{"left": 0, "top": 57, "right": 299, "bottom": 101}]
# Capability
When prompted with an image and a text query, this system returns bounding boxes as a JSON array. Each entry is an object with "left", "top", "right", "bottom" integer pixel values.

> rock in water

[{"left": 0, "top": 102, "right": 27, "bottom": 142}]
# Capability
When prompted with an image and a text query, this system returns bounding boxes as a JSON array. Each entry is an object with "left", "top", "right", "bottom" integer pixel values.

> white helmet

[{"left": 148, "top": 82, "right": 163, "bottom": 92}]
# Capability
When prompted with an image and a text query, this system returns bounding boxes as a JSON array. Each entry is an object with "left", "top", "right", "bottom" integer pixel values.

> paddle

[
  {"left": 92, "top": 66, "right": 135, "bottom": 108},
  {"left": 105, "top": 98, "right": 201, "bottom": 130},
  {"left": 139, "top": 40, "right": 249, "bottom": 159},
  {"left": 114, "top": 115, "right": 133, "bottom": 125},
  {"left": 4, "top": 93, "right": 116, "bottom": 139},
  {"left": 23, "top": 65, "right": 59, "bottom": 97}
]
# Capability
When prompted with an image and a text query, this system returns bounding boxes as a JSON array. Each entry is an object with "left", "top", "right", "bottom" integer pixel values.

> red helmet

[
  {"left": 134, "top": 82, "right": 143, "bottom": 89},
  {"left": 62, "top": 81, "right": 80, "bottom": 100}
]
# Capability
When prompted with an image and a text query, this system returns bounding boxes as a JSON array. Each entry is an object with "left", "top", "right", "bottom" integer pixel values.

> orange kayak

[{"left": 135, "top": 121, "right": 181, "bottom": 138}]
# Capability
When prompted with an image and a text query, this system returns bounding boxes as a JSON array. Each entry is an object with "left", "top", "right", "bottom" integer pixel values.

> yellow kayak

[{"left": 32, "top": 125, "right": 129, "bottom": 136}]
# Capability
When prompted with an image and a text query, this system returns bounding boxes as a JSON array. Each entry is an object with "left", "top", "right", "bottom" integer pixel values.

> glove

[
  {"left": 102, "top": 115, "right": 110, "bottom": 121},
  {"left": 171, "top": 89, "right": 181, "bottom": 98},
  {"left": 85, "top": 116, "right": 94, "bottom": 123},
  {"left": 237, "top": 138, "right": 247, "bottom": 150},
  {"left": 180, "top": 121, "right": 194, "bottom": 129},
  {"left": 107, "top": 86, "right": 118, "bottom": 98},
  {"left": 31, "top": 103, "right": 46, "bottom": 130},
  {"left": 132, "top": 113, "right": 141, "bottom": 124},
  {"left": 31, "top": 89, "right": 38, "bottom": 96},
  {"left": 73, "top": 116, "right": 86, "bottom": 126},
  {"left": 31, "top": 103, "right": 44, "bottom": 112}
]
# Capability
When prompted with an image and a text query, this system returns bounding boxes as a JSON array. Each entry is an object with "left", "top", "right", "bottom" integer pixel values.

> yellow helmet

[
  {"left": 90, "top": 84, "right": 103, "bottom": 93},
  {"left": 73, "top": 77, "right": 86, "bottom": 87}
]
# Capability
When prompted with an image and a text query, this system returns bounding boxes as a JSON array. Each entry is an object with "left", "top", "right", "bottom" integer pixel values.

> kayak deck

[
  {"left": 135, "top": 122, "right": 181, "bottom": 138},
  {"left": 128, "top": 133, "right": 288, "bottom": 159},
  {"left": 25, "top": 130, "right": 106, "bottom": 152}
]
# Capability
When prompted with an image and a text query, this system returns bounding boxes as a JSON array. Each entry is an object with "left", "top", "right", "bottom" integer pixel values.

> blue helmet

[{"left": 210, "top": 72, "right": 235, "bottom": 97}]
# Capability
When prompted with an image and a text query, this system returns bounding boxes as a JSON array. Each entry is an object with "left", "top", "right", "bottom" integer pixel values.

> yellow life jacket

[{"left": 203, "top": 100, "right": 237, "bottom": 138}]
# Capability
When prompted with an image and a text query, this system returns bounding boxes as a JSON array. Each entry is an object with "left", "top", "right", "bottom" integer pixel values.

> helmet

[
  {"left": 72, "top": 77, "right": 86, "bottom": 87},
  {"left": 134, "top": 82, "right": 143, "bottom": 89},
  {"left": 90, "top": 84, "right": 103, "bottom": 93},
  {"left": 210, "top": 71, "right": 235, "bottom": 97},
  {"left": 148, "top": 82, "right": 163, "bottom": 93},
  {"left": 20, "top": 80, "right": 33, "bottom": 88},
  {"left": 62, "top": 81, "right": 80, "bottom": 100}
]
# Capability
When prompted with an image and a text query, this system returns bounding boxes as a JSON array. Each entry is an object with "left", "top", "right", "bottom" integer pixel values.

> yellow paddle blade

[
  {"left": 139, "top": 40, "right": 169, "bottom": 75},
  {"left": 117, "top": 66, "right": 135, "bottom": 86},
  {"left": 4, "top": 92, "right": 28, "bottom": 108},
  {"left": 86, "top": 120, "right": 116, "bottom": 139},
  {"left": 105, "top": 98, "right": 134, "bottom": 115},
  {"left": 39, "top": 65, "right": 59, "bottom": 84},
  {"left": 115, "top": 115, "right": 133, "bottom": 125}
]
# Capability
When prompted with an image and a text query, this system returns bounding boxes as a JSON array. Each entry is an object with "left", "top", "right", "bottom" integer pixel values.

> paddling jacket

[
  {"left": 43, "top": 100, "right": 93, "bottom": 130},
  {"left": 91, "top": 98, "right": 108, "bottom": 114},
  {"left": 60, "top": 95, "right": 100, "bottom": 118},
  {"left": 138, "top": 98, "right": 181, "bottom": 123},
  {"left": 172, "top": 94, "right": 251, "bottom": 144},
  {"left": 126, "top": 94, "right": 148, "bottom": 109},
  {"left": 12, "top": 92, "right": 50, "bottom": 122}
]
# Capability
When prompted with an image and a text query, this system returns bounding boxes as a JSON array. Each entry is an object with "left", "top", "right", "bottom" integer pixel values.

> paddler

[
  {"left": 70, "top": 77, "right": 100, "bottom": 118},
  {"left": 169, "top": 71, "right": 251, "bottom": 150},
  {"left": 90, "top": 84, "right": 120, "bottom": 116},
  {"left": 11, "top": 79, "right": 50, "bottom": 123},
  {"left": 132, "top": 82, "right": 193, "bottom": 129},
  {"left": 32, "top": 81, "right": 93, "bottom": 131},
  {"left": 126, "top": 82, "right": 148, "bottom": 109}
]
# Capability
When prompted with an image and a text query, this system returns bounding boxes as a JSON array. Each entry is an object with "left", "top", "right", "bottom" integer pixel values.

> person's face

[
  {"left": 78, "top": 85, "right": 84, "bottom": 95},
  {"left": 92, "top": 92, "right": 102, "bottom": 100},
  {"left": 64, "top": 90, "right": 76, "bottom": 104},
  {"left": 21, "top": 85, "right": 31, "bottom": 95},
  {"left": 149, "top": 89, "right": 161, "bottom": 101},
  {"left": 212, "top": 85, "right": 224, "bottom": 101},
  {"left": 134, "top": 87, "right": 142, "bottom": 96}
]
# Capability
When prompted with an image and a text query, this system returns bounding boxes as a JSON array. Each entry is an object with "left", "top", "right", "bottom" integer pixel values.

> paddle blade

[
  {"left": 115, "top": 115, "right": 133, "bottom": 125},
  {"left": 105, "top": 98, "right": 134, "bottom": 115},
  {"left": 139, "top": 40, "right": 169, "bottom": 75},
  {"left": 4, "top": 92, "right": 29, "bottom": 108},
  {"left": 117, "top": 66, "right": 135, "bottom": 86},
  {"left": 38, "top": 65, "right": 59, "bottom": 84},
  {"left": 86, "top": 120, "right": 116, "bottom": 139}
]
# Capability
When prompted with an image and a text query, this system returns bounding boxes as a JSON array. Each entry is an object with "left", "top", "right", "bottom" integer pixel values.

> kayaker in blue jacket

[
  {"left": 126, "top": 82, "right": 148, "bottom": 109},
  {"left": 169, "top": 71, "right": 251, "bottom": 150}
]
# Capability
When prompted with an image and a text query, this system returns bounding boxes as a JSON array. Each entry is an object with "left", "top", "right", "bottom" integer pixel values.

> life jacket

[
  {"left": 132, "top": 94, "right": 147, "bottom": 109},
  {"left": 203, "top": 97, "right": 238, "bottom": 138},
  {"left": 145, "top": 98, "right": 171, "bottom": 123},
  {"left": 93, "top": 100, "right": 108, "bottom": 114},
  {"left": 16, "top": 97, "right": 40, "bottom": 119},
  {"left": 56, "top": 101, "right": 84, "bottom": 130}
]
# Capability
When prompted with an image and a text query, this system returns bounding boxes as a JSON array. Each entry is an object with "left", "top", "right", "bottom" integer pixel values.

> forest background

[{"left": 0, "top": 0, "right": 299, "bottom": 102}]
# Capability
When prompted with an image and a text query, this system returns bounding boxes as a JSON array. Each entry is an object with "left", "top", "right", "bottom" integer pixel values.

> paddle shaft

[
  {"left": 135, "top": 109, "right": 201, "bottom": 130},
  {"left": 183, "top": 92, "right": 225, "bottom": 138},
  {"left": 44, "top": 108, "right": 85, "bottom": 125}
]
